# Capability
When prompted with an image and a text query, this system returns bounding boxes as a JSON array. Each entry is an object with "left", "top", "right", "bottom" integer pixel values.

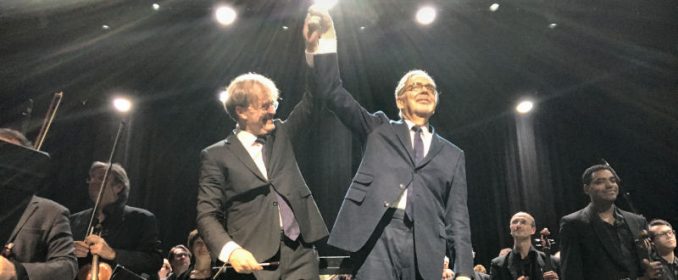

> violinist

[
  {"left": 70, "top": 162, "right": 162, "bottom": 280},
  {"left": 648, "top": 219, "right": 677, "bottom": 280},
  {"left": 490, "top": 212, "right": 558, "bottom": 280},
  {"left": 559, "top": 164, "right": 662, "bottom": 280},
  {"left": 0, "top": 128, "right": 78, "bottom": 280}
]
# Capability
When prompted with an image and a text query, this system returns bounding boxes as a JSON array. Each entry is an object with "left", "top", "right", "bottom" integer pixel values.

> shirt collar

[
  {"left": 235, "top": 129, "right": 259, "bottom": 147},
  {"left": 403, "top": 119, "right": 430, "bottom": 134}
]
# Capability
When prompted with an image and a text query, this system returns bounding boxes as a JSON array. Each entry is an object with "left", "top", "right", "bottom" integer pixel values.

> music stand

[{"left": 0, "top": 141, "right": 50, "bottom": 193}]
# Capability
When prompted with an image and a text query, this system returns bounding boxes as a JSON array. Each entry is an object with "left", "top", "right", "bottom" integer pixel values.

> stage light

[
  {"left": 416, "top": 6, "right": 437, "bottom": 25},
  {"left": 282, "top": 26, "right": 289, "bottom": 30},
  {"left": 113, "top": 97, "right": 132, "bottom": 113},
  {"left": 218, "top": 90, "right": 228, "bottom": 103},
  {"left": 516, "top": 100, "right": 534, "bottom": 114},
  {"left": 548, "top": 23, "right": 558, "bottom": 29},
  {"left": 313, "top": 0, "right": 338, "bottom": 10},
  {"left": 215, "top": 6, "right": 237, "bottom": 26},
  {"left": 152, "top": 3, "right": 160, "bottom": 10},
  {"left": 489, "top": 3, "right": 500, "bottom": 12},
  {"left": 102, "top": 25, "right": 110, "bottom": 30}
]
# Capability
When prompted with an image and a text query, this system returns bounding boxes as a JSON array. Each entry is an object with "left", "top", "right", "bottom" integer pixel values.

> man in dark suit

[
  {"left": 490, "top": 212, "right": 558, "bottom": 280},
  {"left": 304, "top": 8, "right": 473, "bottom": 280},
  {"left": 559, "top": 164, "right": 662, "bottom": 280},
  {"left": 0, "top": 128, "right": 78, "bottom": 280},
  {"left": 197, "top": 73, "right": 328, "bottom": 279}
]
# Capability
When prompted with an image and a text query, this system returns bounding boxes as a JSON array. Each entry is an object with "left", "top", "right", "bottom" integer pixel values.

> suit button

[
  {"left": 273, "top": 202, "right": 278, "bottom": 206},
  {"left": 399, "top": 184, "right": 405, "bottom": 190},
  {"left": 384, "top": 201, "right": 390, "bottom": 207}
]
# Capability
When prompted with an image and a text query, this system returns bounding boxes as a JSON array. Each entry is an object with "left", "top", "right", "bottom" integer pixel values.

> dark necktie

[
  {"left": 412, "top": 126, "right": 424, "bottom": 164},
  {"left": 406, "top": 126, "right": 424, "bottom": 220},
  {"left": 256, "top": 136, "right": 300, "bottom": 241}
]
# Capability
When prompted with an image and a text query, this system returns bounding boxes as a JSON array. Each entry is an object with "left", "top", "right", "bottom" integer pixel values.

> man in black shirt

[
  {"left": 648, "top": 219, "right": 677, "bottom": 280},
  {"left": 559, "top": 164, "right": 662, "bottom": 280},
  {"left": 70, "top": 161, "right": 163, "bottom": 279},
  {"left": 490, "top": 212, "right": 558, "bottom": 280}
]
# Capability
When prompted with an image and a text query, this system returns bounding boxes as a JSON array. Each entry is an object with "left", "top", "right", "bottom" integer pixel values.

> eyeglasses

[
  {"left": 654, "top": 229, "right": 676, "bottom": 239},
  {"left": 405, "top": 83, "right": 436, "bottom": 93},
  {"left": 259, "top": 98, "right": 282, "bottom": 111}
]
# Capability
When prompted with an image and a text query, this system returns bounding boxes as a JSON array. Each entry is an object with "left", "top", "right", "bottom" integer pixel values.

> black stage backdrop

[{"left": 1, "top": 0, "right": 677, "bottom": 268}]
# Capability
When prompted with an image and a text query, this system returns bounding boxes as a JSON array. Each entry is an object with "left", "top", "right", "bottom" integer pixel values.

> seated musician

[
  {"left": 0, "top": 128, "right": 78, "bottom": 280},
  {"left": 70, "top": 161, "right": 163, "bottom": 280},
  {"left": 490, "top": 212, "right": 558, "bottom": 280}
]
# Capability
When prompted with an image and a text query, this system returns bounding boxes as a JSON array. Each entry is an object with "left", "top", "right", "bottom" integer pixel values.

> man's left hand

[
  {"left": 84, "top": 234, "right": 117, "bottom": 260},
  {"left": 0, "top": 256, "right": 17, "bottom": 280}
]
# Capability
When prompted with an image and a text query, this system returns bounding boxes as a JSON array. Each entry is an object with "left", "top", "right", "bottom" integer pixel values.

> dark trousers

[
  {"left": 224, "top": 233, "right": 319, "bottom": 280},
  {"left": 351, "top": 209, "right": 423, "bottom": 280}
]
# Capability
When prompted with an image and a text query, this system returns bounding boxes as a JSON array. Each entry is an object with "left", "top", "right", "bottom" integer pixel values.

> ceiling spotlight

[
  {"left": 548, "top": 23, "right": 558, "bottom": 29},
  {"left": 313, "top": 0, "right": 338, "bottom": 10},
  {"left": 152, "top": 3, "right": 160, "bottom": 10},
  {"left": 489, "top": 3, "right": 500, "bottom": 12},
  {"left": 113, "top": 97, "right": 132, "bottom": 113},
  {"left": 516, "top": 100, "right": 534, "bottom": 114},
  {"left": 416, "top": 6, "right": 437, "bottom": 25},
  {"left": 282, "top": 26, "right": 289, "bottom": 30},
  {"left": 360, "top": 26, "right": 366, "bottom": 31},
  {"left": 218, "top": 90, "right": 228, "bottom": 103},
  {"left": 102, "top": 25, "right": 110, "bottom": 30},
  {"left": 215, "top": 6, "right": 237, "bottom": 26}
]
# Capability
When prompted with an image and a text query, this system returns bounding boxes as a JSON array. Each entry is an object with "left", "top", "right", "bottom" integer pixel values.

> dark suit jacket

[
  {"left": 197, "top": 86, "right": 329, "bottom": 263},
  {"left": 312, "top": 53, "right": 473, "bottom": 280},
  {"left": 70, "top": 204, "right": 163, "bottom": 280},
  {"left": 9, "top": 195, "right": 78, "bottom": 280},
  {"left": 559, "top": 203, "right": 647, "bottom": 280},
  {"left": 489, "top": 247, "right": 556, "bottom": 280}
]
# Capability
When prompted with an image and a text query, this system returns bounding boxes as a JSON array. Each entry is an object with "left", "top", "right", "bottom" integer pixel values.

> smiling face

[
  {"left": 584, "top": 169, "right": 619, "bottom": 204},
  {"left": 235, "top": 83, "right": 277, "bottom": 136},
  {"left": 396, "top": 74, "right": 438, "bottom": 123}
]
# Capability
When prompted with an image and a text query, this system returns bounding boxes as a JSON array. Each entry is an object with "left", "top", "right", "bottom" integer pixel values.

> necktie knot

[
  {"left": 255, "top": 136, "right": 266, "bottom": 145},
  {"left": 412, "top": 126, "right": 422, "bottom": 133}
]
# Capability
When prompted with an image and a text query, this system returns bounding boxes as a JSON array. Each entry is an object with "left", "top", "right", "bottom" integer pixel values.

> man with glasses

[
  {"left": 648, "top": 219, "right": 677, "bottom": 280},
  {"left": 70, "top": 162, "right": 163, "bottom": 279},
  {"left": 197, "top": 73, "right": 328, "bottom": 279},
  {"left": 304, "top": 8, "right": 473, "bottom": 280}
]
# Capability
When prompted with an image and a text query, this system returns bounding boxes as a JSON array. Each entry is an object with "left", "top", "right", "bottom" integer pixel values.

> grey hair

[{"left": 89, "top": 161, "right": 130, "bottom": 204}]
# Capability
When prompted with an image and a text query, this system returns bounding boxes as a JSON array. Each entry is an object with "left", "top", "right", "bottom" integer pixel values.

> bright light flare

[
  {"left": 489, "top": 3, "right": 500, "bottom": 12},
  {"left": 313, "top": 0, "right": 338, "bottom": 10},
  {"left": 215, "top": 6, "right": 237, "bottom": 26},
  {"left": 113, "top": 97, "right": 132, "bottom": 113},
  {"left": 152, "top": 3, "right": 160, "bottom": 10},
  {"left": 416, "top": 6, "right": 437, "bottom": 25},
  {"left": 516, "top": 100, "right": 534, "bottom": 114},
  {"left": 218, "top": 90, "right": 228, "bottom": 103}
]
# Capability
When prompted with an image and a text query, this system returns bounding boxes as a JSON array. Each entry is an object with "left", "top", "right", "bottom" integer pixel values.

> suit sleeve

[
  {"left": 313, "top": 53, "right": 387, "bottom": 143},
  {"left": 281, "top": 66, "right": 320, "bottom": 142},
  {"left": 445, "top": 152, "right": 473, "bottom": 277},
  {"left": 21, "top": 205, "right": 78, "bottom": 280},
  {"left": 559, "top": 217, "right": 583, "bottom": 280},
  {"left": 196, "top": 149, "right": 234, "bottom": 259},
  {"left": 489, "top": 257, "right": 505, "bottom": 280},
  {"left": 113, "top": 211, "right": 163, "bottom": 277}
]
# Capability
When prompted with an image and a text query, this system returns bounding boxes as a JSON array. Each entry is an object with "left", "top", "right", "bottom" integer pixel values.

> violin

[{"left": 535, "top": 227, "right": 556, "bottom": 272}]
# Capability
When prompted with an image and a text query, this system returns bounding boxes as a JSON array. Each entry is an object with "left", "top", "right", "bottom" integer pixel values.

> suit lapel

[
  {"left": 262, "top": 133, "right": 275, "bottom": 173},
  {"left": 585, "top": 204, "right": 628, "bottom": 268},
  {"left": 621, "top": 210, "right": 642, "bottom": 238},
  {"left": 393, "top": 120, "right": 416, "bottom": 165},
  {"left": 417, "top": 127, "right": 443, "bottom": 168},
  {"left": 8, "top": 196, "right": 38, "bottom": 243},
  {"left": 225, "top": 134, "right": 267, "bottom": 181}
]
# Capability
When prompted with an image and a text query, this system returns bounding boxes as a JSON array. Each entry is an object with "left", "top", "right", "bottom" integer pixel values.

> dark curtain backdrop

[{"left": 2, "top": 0, "right": 677, "bottom": 270}]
